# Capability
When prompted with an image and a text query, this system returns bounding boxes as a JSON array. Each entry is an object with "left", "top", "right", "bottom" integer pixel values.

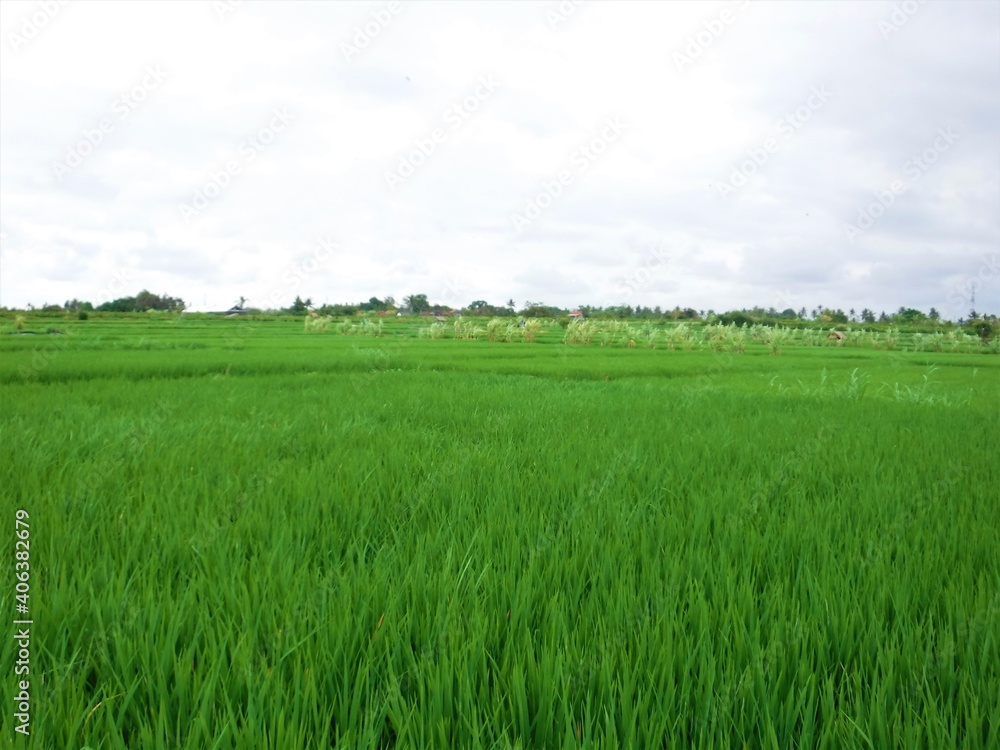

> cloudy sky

[{"left": 1, "top": 0, "right": 997, "bottom": 317}]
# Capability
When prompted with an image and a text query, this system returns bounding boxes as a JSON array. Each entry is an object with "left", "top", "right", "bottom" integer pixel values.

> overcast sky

[{"left": 1, "top": 0, "right": 997, "bottom": 317}]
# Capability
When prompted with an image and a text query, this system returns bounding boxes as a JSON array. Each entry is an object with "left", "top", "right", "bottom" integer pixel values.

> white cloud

[{"left": 1, "top": 0, "right": 997, "bottom": 316}]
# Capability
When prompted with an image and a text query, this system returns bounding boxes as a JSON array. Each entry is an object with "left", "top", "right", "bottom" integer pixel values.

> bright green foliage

[{"left": 1, "top": 317, "right": 998, "bottom": 749}]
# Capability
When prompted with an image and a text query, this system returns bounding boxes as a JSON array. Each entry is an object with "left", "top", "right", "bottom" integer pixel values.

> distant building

[
  {"left": 569, "top": 310, "right": 584, "bottom": 321},
  {"left": 202, "top": 305, "right": 247, "bottom": 316}
]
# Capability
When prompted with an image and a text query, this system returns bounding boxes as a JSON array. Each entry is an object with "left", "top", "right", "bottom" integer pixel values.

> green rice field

[{"left": 2, "top": 316, "right": 998, "bottom": 749}]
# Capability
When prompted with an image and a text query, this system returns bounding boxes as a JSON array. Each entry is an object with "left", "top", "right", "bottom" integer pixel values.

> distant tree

[
  {"left": 136, "top": 290, "right": 158, "bottom": 311},
  {"left": 967, "top": 319, "right": 993, "bottom": 343},
  {"left": 97, "top": 296, "right": 136, "bottom": 312},
  {"left": 928, "top": 307, "right": 940, "bottom": 321},
  {"left": 288, "top": 296, "right": 312, "bottom": 315},
  {"left": 892, "top": 307, "right": 926, "bottom": 325},
  {"left": 860, "top": 308, "right": 875, "bottom": 323},
  {"left": 878, "top": 311, "right": 890, "bottom": 324},
  {"left": 719, "top": 311, "right": 754, "bottom": 327},
  {"left": 404, "top": 294, "right": 430, "bottom": 313},
  {"left": 97, "top": 290, "right": 184, "bottom": 312},
  {"left": 521, "top": 301, "right": 558, "bottom": 318},
  {"left": 320, "top": 303, "right": 358, "bottom": 316},
  {"left": 608, "top": 304, "right": 634, "bottom": 319}
]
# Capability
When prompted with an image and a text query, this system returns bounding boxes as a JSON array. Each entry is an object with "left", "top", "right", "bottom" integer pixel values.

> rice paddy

[{"left": 1, "top": 315, "right": 998, "bottom": 749}]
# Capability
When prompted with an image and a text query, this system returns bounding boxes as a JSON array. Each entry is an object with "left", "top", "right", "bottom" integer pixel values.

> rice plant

[
  {"left": 417, "top": 322, "right": 446, "bottom": 339},
  {"left": 884, "top": 326, "right": 900, "bottom": 350},
  {"left": 520, "top": 319, "right": 542, "bottom": 343},
  {"left": 842, "top": 366, "right": 871, "bottom": 400},
  {"left": 358, "top": 317, "right": 383, "bottom": 337},
  {"left": 452, "top": 319, "right": 482, "bottom": 340},
  {"left": 665, "top": 322, "right": 696, "bottom": 350},
  {"left": 880, "top": 365, "right": 951, "bottom": 404},
  {"left": 0, "top": 316, "right": 997, "bottom": 749},
  {"left": 764, "top": 325, "right": 793, "bottom": 355},
  {"left": 304, "top": 314, "right": 332, "bottom": 333},
  {"left": 563, "top": 320, "right": 594, "bottom": 346},
  {"left": 639, "top": 322, "right": 658, "bottom": 348},
  {"left": 485, "top": 318, "right": 506, "bottom": 342}
]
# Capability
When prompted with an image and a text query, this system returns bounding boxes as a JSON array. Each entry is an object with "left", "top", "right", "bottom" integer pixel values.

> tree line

[
  {"left": 285, "top": 296, "right": 992, "bottom": 329},
  {"left": 9, "top": 292, "right": 995, "bottom": 330}
]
